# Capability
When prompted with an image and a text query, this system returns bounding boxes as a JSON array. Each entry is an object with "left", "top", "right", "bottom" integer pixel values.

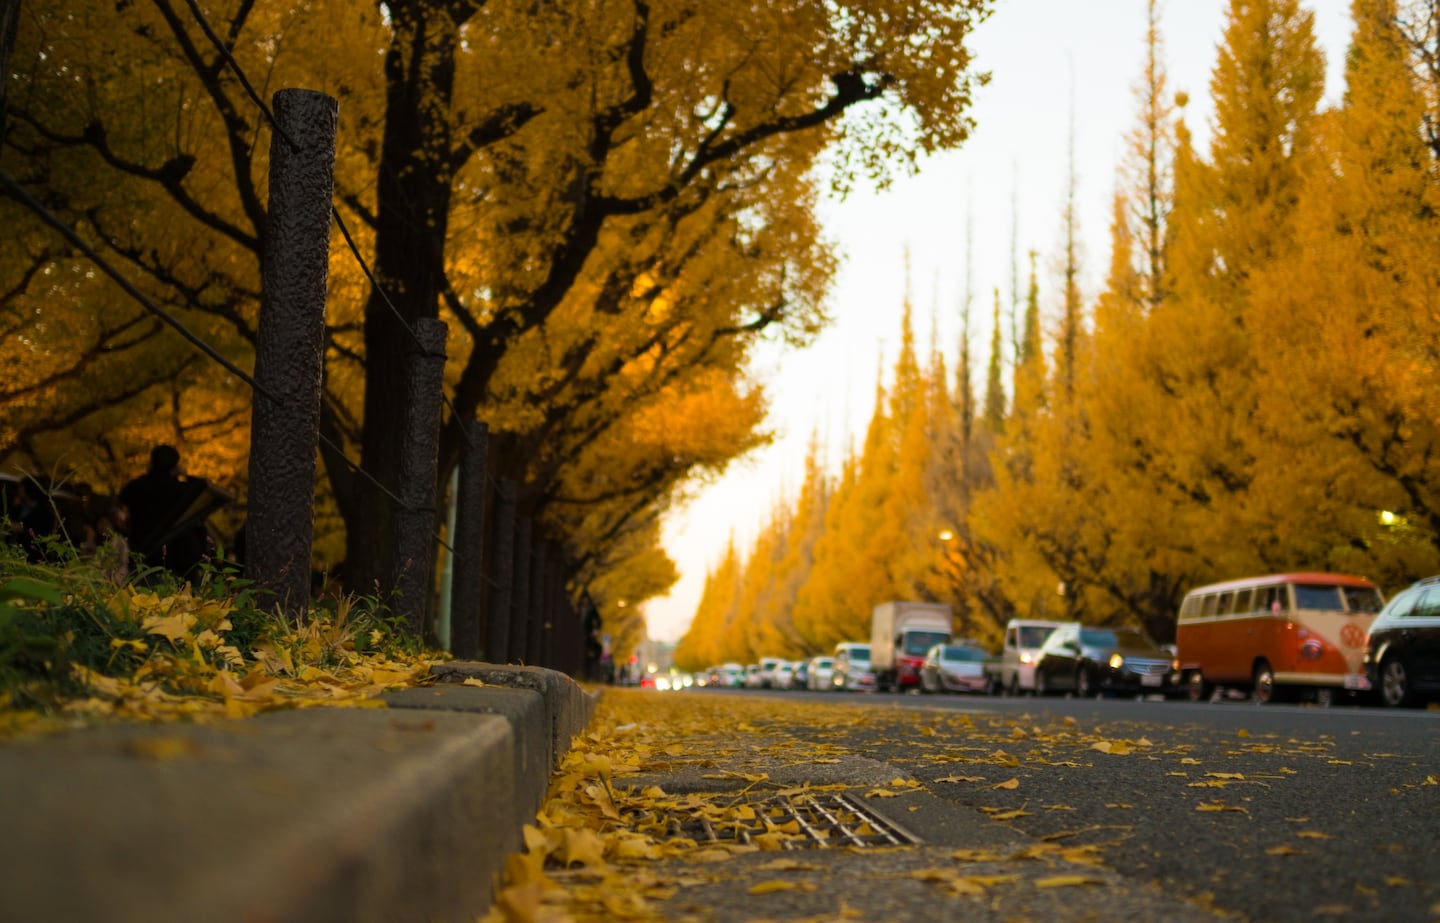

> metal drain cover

[{"left": 653, "top": 791, "right": 920, "bottom": 850}]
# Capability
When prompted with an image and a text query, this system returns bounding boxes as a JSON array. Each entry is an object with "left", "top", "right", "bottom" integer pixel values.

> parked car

[
  {"left": 1364, "top": 574, "right": 1440, "bottom": 707},
  {"left": 807, "top": 655, "right": 836, "bottom": 691},
  {"left": 831, "top": 642, "right": 876, "bottom": 691},
  {"left": 743, "top": 664, "right": 763, "bottom": 688},
  {"left": 757, "top": 656, "right": 785, "bottom": 688},
  {"left": 790, "top": 660, "right": 810, "bottom": 690},
  {"left": 717, "top": 663, "right": 745, "bottom": 687},
  {"left": 1033, "top": 624, "right": 1177, "bottom": 697},
  {"left": 773, "top": 660, "right": 798, "bottom": 690},
  {"left": 919, "top": 643, "right": 991, "bottom": 694}
]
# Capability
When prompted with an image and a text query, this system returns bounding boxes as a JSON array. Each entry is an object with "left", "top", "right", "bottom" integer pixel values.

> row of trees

[
  {"left": 1, "top": 1, "right": 993, "bottom": 649},
  {"left": 675, "top": 0, "right": 1440, "bottom": 669}
]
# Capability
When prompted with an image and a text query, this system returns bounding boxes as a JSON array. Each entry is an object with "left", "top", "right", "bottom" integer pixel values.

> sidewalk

[
  {"left": 3, "top": 679, "right": 1235, "bottom": 922},
  {"left": 0, "top": 662, "right": 593, "bottom": 923}
]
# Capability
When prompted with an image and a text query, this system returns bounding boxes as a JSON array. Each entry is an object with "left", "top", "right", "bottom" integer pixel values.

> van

[
  {"left": 989, "top": 620, "right": 1072, "bottom": 695},
  {"left": 1176, "top": 572, "right": 1384, "bottom": 705}
]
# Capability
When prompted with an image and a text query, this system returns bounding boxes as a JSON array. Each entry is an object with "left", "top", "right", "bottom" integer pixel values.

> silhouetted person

[
  {"left": 118, "top": 445, "right": 209, "bottom": 582},
  {"left": 6, "top": 475, "right": 58, "bottom": 563}
]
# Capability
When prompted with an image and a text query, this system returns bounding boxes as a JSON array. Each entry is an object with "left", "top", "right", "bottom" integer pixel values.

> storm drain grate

[{"left": 656, "top": 791, "right": 920, "bottom": 850}]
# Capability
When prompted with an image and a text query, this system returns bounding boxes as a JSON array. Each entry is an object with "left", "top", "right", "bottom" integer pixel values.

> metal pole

[
  {"left": 391, "top": 318, "right": 447, "bottom": 639},
  {"left": 526, "top": 535, "right": 547, "bottom": 665},
  {"left": 435, "top": 466, "right": 458, "bottom": 650},
  {"left": 485, "top": 479, "right": 516, "bottom": 663},
  {"left": 247, "top": 89, "right": 337, "bottom": 618},
  {"left": 450, "top": 420, "right": 488, "bottom": 659},
  {"left": 509, "top": 516, "right": 532, "bottom": 664}
]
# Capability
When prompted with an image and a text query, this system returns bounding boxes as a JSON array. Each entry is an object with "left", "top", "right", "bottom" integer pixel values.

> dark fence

[
  {"left": 2, "top": 84, "right": 589, "bottom": 677},
  {"left": 248, "top": 88, "right": 586, "bottom": 674}
]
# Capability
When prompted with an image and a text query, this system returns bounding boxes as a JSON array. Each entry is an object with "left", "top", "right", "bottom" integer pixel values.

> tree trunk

[{"left": 346, "top": 0, "right": 460, "bottom": 595}]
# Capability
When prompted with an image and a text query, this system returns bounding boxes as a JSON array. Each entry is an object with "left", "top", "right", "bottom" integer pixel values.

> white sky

[{"left": 645, "top": 0, "right": 1356, "bottom": 643}]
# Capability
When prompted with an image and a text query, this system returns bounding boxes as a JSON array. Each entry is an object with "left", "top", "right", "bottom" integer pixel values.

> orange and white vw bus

[{"left": 1175, "top": 573, "right": 1384, "bottom": 705}]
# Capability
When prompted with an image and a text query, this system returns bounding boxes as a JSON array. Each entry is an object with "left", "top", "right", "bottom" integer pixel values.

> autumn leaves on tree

[
  {"left": 678, "top": 0, "right": 1440, "bottom": 669},
  {"left": 1, "top": 1, "right": 993, "bottom": 642}
]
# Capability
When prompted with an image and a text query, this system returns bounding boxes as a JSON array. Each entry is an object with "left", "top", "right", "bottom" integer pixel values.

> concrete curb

[{"left": 0, "top": 662, "right": 594, "bottom": 923}]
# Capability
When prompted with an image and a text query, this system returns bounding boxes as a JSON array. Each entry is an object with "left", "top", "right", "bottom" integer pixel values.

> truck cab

[
  {"left": 993, "top": 619, "right": 1072, "bottom": 695},
  {"left": 870, "top": 601, "right": 953, "bottom": 692}
]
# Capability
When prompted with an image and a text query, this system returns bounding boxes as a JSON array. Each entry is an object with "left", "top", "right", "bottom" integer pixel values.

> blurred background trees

[{"left": 676, "top": 0, "right": 1440, "bottom": 668}]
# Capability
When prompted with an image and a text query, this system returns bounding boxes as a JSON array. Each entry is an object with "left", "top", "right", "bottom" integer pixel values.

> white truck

[{"left": 870, "top": 601, "right": 953, "bottom": 692}]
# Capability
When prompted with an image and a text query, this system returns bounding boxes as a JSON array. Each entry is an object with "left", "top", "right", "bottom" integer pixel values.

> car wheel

[
  {"left": 1252, "top": 661, "right": 1276, "bottom": 704},
  {"left": 1035, "top": 671, "right": 1048, "bottom": 697},
  {"left": 1313, "top": 687, "right": 1335, "bottom": 708},
  {"left": 1006, "top": 675, "right": 1019, "bottom": 697},
  {"left": 1378, "top": 656, "right": 1414, "bottom": 708},
  {"left": 1076, "top": 667, "right": 1093, "bottom": 698},
  {"left": 1186, "top": 670, "right": 1209, "bottom": 703}
]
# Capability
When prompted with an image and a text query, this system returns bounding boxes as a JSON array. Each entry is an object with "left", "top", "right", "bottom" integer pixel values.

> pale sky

[{"left": 645, "top": 0, "right": 1356, "bottom": 643}]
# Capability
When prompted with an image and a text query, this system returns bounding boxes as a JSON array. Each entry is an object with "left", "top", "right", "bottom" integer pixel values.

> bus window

[
  {"left": 1201, "top": 594, "right": 1219, "bottom": 617},
  {"left": 1231, "top": 588, "right": 1255, "bottom": 613},
  {"left": 1216, "top": 591, "right": 1234, "bottom": 614},
  {"left": 1180, "top": 597, "right": 1198, "bottom": 619},
  {"left": 1340, "top": 585, "right": 1384, "bottom": 614},
  {"left": 1294, "top": 584, "right": 1346, "bottom": 611},
  {"left": 1260, "top": 585, "right": 1288, "bottom": 613}
]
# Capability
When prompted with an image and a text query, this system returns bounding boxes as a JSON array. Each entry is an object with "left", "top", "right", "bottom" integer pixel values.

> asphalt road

[{"left": 709, "top": 687, "right": 1440, "bottom": 921}]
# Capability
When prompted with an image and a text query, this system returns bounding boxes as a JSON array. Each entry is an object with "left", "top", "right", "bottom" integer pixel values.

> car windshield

[
  {"left": 846, "top": 646, "right": 871, "bottom": 663},
  {"left": 815, "top": 658, "right": 834, "bottom": 668},
  {"left": 943, "top": 646, "right": 988, "bottom": 662},
  {"left": 1078, "top": 627, "right": 1151, "bottom": 650},
  {"left": 1018, "top": 626, "right": 1056, "bottom": 647},
  {"left": 903, "top": 631, "right": 950, "bottom": 655},
  {"left": 1292, "top": 584, "right": 1347, "bottom": 611},
  {"left": 1340, "top": 585, "right": 1384, "bottom": 613}
]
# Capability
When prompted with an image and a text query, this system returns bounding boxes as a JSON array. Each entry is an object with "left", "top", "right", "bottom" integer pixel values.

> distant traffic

[{"left": 650, "top": 577, "right": 1440, "bottom": 709}]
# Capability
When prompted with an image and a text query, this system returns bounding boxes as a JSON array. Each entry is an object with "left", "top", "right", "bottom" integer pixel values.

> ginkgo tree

[{"left": 2, "top": 0, "right": 994, "bottom": 617}]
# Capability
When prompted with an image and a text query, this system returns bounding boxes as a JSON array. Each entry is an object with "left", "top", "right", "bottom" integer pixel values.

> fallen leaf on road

[
  {"left": 994, "top": 777, "right": 1020, "bottom": 790},
  {"left": 748, "top": 880, "right": 814, "bottom": 894},
  {"left": 1266, "top": 845, "right": 1305, "bottom": 856},
  {"left": 1035, "top": 875, "right": 1106, "bottom": 888}
]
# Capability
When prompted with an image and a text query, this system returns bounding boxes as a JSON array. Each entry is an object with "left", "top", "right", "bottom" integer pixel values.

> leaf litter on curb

[{"left": 481, "top": 690, "right": 1138, "bottom": 923}]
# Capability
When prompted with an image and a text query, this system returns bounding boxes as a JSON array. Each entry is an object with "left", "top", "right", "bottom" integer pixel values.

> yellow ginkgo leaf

[
  {"left": 993, "top": 777, "right": 1020, "bottom": 790},
  {"left": 1035, "top": 875, "right": 1106, "bottom": 889},
  {"left": 749, "top": 880, "right": 814, "bottom": 894},
  {"left": 559, "top": 827, "right": 608, "bottom": 868}
]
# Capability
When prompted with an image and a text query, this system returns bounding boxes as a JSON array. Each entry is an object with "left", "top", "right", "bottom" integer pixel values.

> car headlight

[{"left": 1108, "top": 653, "right": 1125, "bottom": 670}]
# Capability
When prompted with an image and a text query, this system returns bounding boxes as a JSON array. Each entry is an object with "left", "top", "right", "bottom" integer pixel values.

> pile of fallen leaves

[
  {"left": 0, "top": 552, "right": 438, "bottom": 740},
  {"left": 486, "top": 691, "right": 957, "bottom": 922}
]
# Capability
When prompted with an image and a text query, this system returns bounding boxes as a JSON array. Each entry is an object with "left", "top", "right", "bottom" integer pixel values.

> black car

[
  {"left": 1033, "top": 624, "right": 1177, "bottom": 697},
  {"left": 1363, "top": 575, "right": 1440, "bottom": 707}
]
